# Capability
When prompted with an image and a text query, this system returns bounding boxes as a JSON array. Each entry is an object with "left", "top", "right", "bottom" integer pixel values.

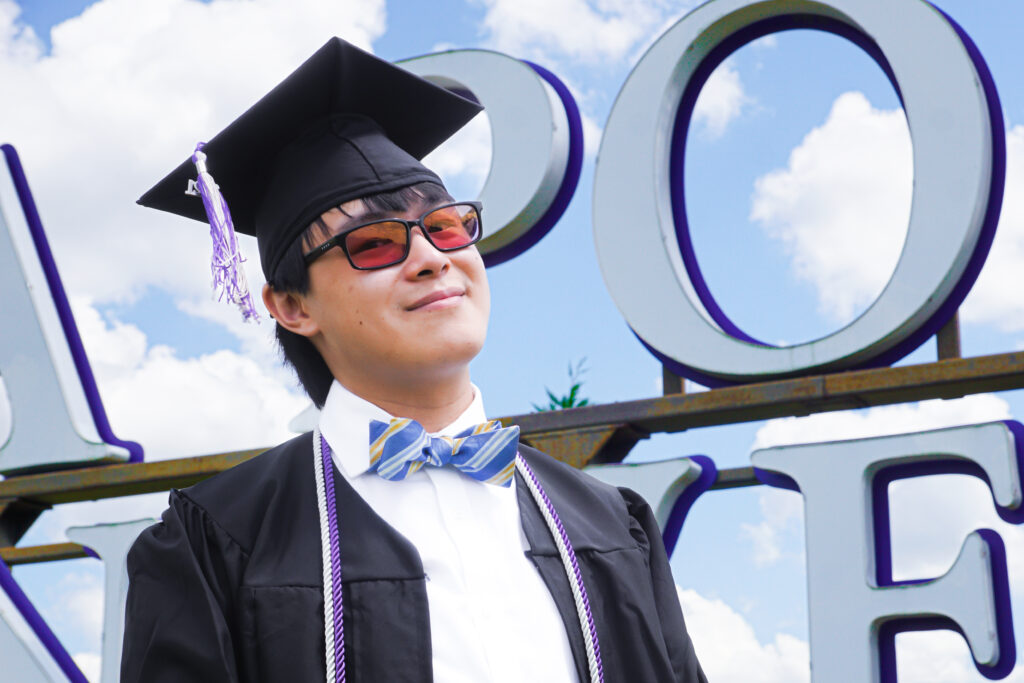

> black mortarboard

[{"left": 138, "top": 37, "right": 483, "bottom": 283}]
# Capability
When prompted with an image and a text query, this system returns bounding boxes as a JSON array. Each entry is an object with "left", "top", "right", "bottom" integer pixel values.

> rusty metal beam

[
  {"left": 1, "top": 542, "right": 89, "bottom": 566},
  {"left": 502, "top": 351, "right": 1024, "bottom": 436},
  {"left": 1, "top": 352, "right": 1023, "bottom": 511},
  {"left": 0, "top": 448, "right": 266, "bottom": 507}
]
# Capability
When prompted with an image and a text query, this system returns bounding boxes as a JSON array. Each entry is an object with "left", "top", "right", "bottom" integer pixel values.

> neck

[{"left": 336, "top": 368, "right": 475, "bottom": 433}]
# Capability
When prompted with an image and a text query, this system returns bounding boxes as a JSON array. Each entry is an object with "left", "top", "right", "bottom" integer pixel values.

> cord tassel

[{"left": 187, "top": 142, "right": 260, "bottom": 322}]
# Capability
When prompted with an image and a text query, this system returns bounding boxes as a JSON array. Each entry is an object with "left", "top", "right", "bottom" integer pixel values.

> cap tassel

[{"left": 187, "top": 142, "right": 260, "bottom": 322}]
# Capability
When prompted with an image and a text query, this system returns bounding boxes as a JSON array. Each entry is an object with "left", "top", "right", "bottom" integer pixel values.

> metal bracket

[
  {"left": 937, "top": 311, "right": 963, "bottom": 360},
  {"left": 521, "top": 423, "right": 648, "bottom": 468},
  {"left": 0, "top": 497, "right": 51, "bottom": 546}
]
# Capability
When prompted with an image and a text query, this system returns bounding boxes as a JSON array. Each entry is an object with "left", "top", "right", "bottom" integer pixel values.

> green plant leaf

[{"left": 532, "top": 358, "right": 592, "bottom": 412}]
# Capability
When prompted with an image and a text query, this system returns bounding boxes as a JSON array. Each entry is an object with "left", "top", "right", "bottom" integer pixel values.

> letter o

[{"left": 593, "top": 0, "right": 1005, "bottom": 385}]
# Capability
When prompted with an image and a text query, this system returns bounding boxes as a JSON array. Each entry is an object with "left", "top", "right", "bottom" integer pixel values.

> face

[{"left": 292, "top": 197, "right": 490, "bottom": 388}]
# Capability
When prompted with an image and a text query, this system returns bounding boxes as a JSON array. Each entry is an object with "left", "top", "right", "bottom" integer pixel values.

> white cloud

[
  {"left": 752, "top": 393, "right": 1011, "bottom": 451},
  {"left": 73, "top": 652, "right": 101, "bottom": 683},
  {"left": 750, "top": 90, "right": 1024, "bottom": 333},
  {"left": 0, "top": 0, "right": 386, "bottom": 307},
  {"left": 960, "top": 125, "right": 1024, "bottom": 330},
  {"left": 693, "top": 62, "right": 751, "bottom": 140},
  {"left": 678, "top": 587, "right": 809, "bottom": 682},
  {"left": 0, "top": 0, "right": 41, "bottom": 62},
  {"left": 476, "top": 0, "right": 687, "bottom": 64},
  {"left": 750, "top": 91, "right": 912, "bottom": 322},
  {"left": 740, "top": 520, "right": 781, "bottom": 567},
  {"left": 39, "top": 570, "right": 103, "bottom": 652},
  {"left": 72, "top": 299, "right": 307, "bottom": 460},
  {"left": 740, "top": 487, "right": 803, "bottom": 567}
]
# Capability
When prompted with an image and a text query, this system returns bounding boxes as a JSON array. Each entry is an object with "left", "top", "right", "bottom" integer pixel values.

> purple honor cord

[{"left": 312, "top": 429, "right": 603, "bottom": 683}]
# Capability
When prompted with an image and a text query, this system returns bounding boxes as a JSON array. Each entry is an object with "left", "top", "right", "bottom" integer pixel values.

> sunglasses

[{"left": 304, "top": 201, "right": 483, "bottom": 270}]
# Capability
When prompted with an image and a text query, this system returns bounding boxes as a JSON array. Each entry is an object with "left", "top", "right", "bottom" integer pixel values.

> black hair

[{"left": 269, "top": 181, "right": 455, "bottom": 408}]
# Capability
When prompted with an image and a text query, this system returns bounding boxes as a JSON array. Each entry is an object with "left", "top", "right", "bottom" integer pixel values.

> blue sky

[{"left": 3, "top": 0, "right": 1024, "bottom": 681}]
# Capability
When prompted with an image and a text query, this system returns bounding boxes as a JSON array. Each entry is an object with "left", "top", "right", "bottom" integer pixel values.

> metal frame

[{"left": 5, "top": 324, "right": 1024, "bottom": 566}]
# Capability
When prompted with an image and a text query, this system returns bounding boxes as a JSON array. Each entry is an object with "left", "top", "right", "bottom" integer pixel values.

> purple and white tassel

[{"left": 186, "top": 142, "right": 260, "bottom": 322}]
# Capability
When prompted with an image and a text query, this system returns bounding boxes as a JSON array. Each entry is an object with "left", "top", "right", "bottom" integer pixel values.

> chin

[{"left": 420, "top": 333, "right": 486, "bottom": 369}]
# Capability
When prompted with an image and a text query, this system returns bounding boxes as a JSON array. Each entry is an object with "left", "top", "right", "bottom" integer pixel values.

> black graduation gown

[{"left": 121, "top": 433, "right": 707, "bottom": 682}]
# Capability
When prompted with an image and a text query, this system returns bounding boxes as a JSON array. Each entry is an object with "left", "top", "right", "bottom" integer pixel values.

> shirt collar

[{"left": 318, "top": 379, "right": 487, "bottom": 478}]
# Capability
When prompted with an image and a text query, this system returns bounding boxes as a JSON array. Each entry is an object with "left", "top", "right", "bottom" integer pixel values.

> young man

[{"left": 122, "top": 38, "right": 707, "bottom": 683}]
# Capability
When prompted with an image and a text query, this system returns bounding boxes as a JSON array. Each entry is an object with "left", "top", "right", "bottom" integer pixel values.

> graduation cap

[{"left": 138, "top": 37, "right": 483, "bottom": 320}]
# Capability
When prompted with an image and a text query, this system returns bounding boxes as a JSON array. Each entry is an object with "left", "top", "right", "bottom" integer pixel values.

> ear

[{"left": 263, "top": 283, "right": 320, "bottom": 338}]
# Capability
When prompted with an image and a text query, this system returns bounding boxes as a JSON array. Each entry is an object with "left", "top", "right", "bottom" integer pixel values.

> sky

[{"left": 2, "top": 0, "right": 1024, "bottom": 681}]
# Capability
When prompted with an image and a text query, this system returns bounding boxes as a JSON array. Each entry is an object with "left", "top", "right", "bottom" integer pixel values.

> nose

[{"left": 403, "top": 226, "right": 450, "bottom": 278}]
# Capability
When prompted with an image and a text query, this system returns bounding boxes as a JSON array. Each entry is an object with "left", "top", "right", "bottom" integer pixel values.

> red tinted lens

[
  {"left": 423, "top": 204, "right": 480, "bottom": 249},
  {"left": 344, "top": 221, "right": 408, "bottom": 268}
]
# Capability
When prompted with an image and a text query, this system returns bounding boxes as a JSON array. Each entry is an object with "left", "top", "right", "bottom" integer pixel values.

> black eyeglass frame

[{"left": 303, "top": 200, "right": 484, "bottom": 270}]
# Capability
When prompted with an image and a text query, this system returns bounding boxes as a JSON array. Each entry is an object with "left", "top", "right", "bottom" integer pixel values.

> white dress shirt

[{"left": 318, "top": 380, "right": 580, "bottom": 682}]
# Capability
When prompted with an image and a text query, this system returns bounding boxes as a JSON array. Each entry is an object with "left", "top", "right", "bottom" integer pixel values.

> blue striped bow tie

[{"left": 368, "top": 418, "right": 520, "bottom": 486}]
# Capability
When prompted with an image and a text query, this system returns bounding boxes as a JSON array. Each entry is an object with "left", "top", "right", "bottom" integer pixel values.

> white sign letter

[
  {"left": 594, "top": 0, "right": 1003, "bottom": 384},
  {"left": 0, "top": 146, "right": 141, "bottom": 473},
  {"left": 66, "top": 519, "right": 156, "bottom": 683},
  {"left": 751, "top": 422, "right": 1022, "bottom": 681}
]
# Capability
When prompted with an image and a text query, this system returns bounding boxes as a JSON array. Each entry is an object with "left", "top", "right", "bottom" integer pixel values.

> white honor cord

[
  {"left": 313, "top": 427, "right": 338, "bottom": 683},
  {"left": 515, "top": 454, "right": 603, "bottom": 683}
]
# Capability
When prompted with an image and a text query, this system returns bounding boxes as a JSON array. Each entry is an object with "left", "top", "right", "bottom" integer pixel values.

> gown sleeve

[
  {"left": 620, "top": 486, "right": 709, "bottom": 683},
  {"left": 120, "top": 489, "right": 248, "bottom": 683}
]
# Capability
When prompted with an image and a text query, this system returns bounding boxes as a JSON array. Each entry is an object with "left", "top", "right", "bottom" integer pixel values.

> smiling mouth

[{"left": 407, "top": 288, "right": 465, "bottom": 311}]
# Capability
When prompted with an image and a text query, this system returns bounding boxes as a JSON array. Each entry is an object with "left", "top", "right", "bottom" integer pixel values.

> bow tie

[{"left": 368, "top": 418, "right": 520, "bottom": 486}]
